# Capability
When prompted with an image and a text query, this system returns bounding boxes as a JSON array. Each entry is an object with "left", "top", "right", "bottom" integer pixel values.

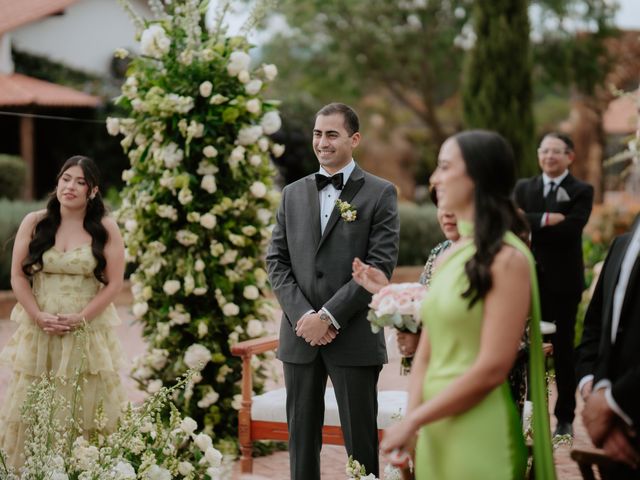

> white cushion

[{"left": 251, "top": 388, "right": 407, "bottom": 429}]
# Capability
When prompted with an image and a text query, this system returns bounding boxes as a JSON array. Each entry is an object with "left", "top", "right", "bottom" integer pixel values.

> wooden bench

[{"left": 231, "top": 336, "right": 408, "bottom": 473}]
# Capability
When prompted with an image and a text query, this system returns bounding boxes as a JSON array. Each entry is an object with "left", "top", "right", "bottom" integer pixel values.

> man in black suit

[
  {"left": 267, "top": 103, "right": 400, "bottom": 479},
  {"left": 576, "top": 223, "right": 640, "bottom": 475},
  {"left": 514, "top": 132, "right": 594, "bottom": 437}
]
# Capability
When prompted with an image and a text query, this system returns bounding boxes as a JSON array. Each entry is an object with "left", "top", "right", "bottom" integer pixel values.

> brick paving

[{"left": 0, "top": 295, "right": 592, "bottom": 479}]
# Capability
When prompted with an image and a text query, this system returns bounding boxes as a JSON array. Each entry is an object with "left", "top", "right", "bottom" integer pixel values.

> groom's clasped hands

[{"left": 295, "top": 312, "right": 338, "bottom": 346}]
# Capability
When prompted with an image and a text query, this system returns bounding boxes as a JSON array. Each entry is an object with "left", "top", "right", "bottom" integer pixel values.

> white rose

[
  {"left": 249, "top": 154, "right": 262, "bottom": 167},
  {"left": 197, "top": 160, "right": 219, "bottom": 175},
  {"left": 195, "top": 259, "right": 206, "bottom": 272},
  {"left": 121, "top": 169, "right": 134, "bottom": 182},
  {"left": 272, "top": 143, "right": 285, "bottom": 157},
  {"left": 205, "top": 446, "right": 223, "bottom": 467},
  {"left": 257, "top": 208, "right": 272, "bottom": 225},
  {"left": 163, "top": 280, "right": 181, "bottom": 295},
  {"left": 250, "top": 181, "right": 267, "bottom": 198},
  {"left": 184, "top": 274, "right": 195, "bottom": 294},
  {"left": 237, "top": 70, "right": 250, "bottom": 83},
  {"left": 200, "top": 213, "right": 217, "bottom": 230},
  {"left": 261, "top": 111, "right": 282, "bottom": 135},
  {"left": 132, "top": 302, "right": 149, "bottom": 318},
  {"left": 203, "top": 145, "right": 218, "bottom": 158},
  {"left": 246, "top": 98, "right": 261, "bottom": 114},
  {"left": 140, "top": 24, "right": 171, "bottom": 59},
  {"left": 180, "top": 416, "right": 198, "bottom": 435},
  {"left": 147, "top": 379, "right": 163, "bottom": 393},
  {"left": 232, "top": 393, "right": 243, "bottom": 410},
  {"left": 106, "top": 117, "right": 120, "bottom": 136},
  {"left": 237, "top": 125, "right": 263, "bottom": 146},
  {"left": 194, "top": 433, "right": 213, "bottom": 453},
  {"left": 201, "top": 174, "right": 217, "bottom": 194},
  {"left": 199, "top": 81, "right": 213, "bottom": 97},
  {"left": 227, "top": 51, "right": 251, "bottom": 76},
  {"left": 147, "top": 348, "right": 168, "bottom": 370},
  {"left": 243, "top": 285, "right": 260, "bottom": 300},
  {"left": 146, "top": 465, "right": 171, "bottom": 480},
  {"left": 184, "top": 344, "right": 211, "bottom": 370},
  {"left": 263, "top": 64, "right": 278, "bottom": 81},
  {"left": 258, "top": 137, "right": 270, "bottom": 152},
  {"left": 222, "top": 303, "right": 240, "bottom": 316},
  {"left": 178, "top": 462, "right": 194, "bottom": 476},
  {"left": 245, "top": 79, "right": 263, "bottom": 95},
  {"left": 229, "top": 145, "right": 246, "bottom": 164},
  {"left": 246, "top": 318, "right": 264, "bottom": 337}
]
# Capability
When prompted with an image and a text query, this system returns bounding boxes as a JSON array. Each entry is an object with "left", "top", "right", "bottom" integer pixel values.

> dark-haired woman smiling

[{"left": 0, "top": 156, "right": 126, "bottom": 467}]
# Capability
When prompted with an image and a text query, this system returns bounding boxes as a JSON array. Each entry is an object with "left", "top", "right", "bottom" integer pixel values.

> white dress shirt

[{"left": 540, "top": 170, "right": 569, "bottom": 227}]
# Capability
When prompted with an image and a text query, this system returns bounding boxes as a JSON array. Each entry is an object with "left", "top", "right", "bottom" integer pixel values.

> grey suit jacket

[{"left": 266, "top": 164, "right": 400, "bottom": 366}]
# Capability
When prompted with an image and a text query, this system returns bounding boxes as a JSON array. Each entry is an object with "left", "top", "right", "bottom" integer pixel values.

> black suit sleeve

[
  {"left": 323, "top": 183, "right": 400, "bottom": 330},
  {"left": 529, "top": 183, "right": 593, "bottom": 242},
  {"left": 266, "top": 186, "right": 314, "bottom": 330},
  {"left": 514, "top": 179, "right": 544, "bottom": 228}
]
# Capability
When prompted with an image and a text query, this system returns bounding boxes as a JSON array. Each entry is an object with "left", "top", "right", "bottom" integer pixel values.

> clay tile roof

[
  {"left": 0, "top": 0, "right": 81, "bottom": 34},
  {"left": 603, "top": 94, "right": 638, "bottom": 135},
  {"left": 0, "top": 73, "right": 101, "bottom": 108}
]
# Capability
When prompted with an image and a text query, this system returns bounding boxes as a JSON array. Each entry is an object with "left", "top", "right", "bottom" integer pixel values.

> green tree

[{"left": 462, "top": 0, "right": 536, "bottom": 175}]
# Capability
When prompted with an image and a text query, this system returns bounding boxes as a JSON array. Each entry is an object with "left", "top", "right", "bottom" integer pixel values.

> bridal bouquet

[{"left": 367, "top": 283, "right": 426, "bottom": 334}]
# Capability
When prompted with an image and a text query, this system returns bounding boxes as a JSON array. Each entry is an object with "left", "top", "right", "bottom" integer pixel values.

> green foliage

[
  {"left": 397, "top": 203, "right": 444, "bottom": 266},
  {"left": 462, "top": 0, "right": 537, "bottom": 176},
  {"left": 113, "top": 0, "right": 282, "bottom": 449},
  {"left": 0, "top": 199, "right": 44, "bottom": 290},
  {"left": 0, "top": 155, "right": 27, "bottom": 200}
]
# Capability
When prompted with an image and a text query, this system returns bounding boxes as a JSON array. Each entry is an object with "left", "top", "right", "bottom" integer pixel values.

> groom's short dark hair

[{"left": 316, "top": 103, "right": 360, "bottom": 136}]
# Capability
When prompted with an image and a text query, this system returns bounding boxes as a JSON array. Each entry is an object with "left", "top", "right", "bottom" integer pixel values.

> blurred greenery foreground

[{"left": 0, "top": 330, "right": 228, "bottom": 479}]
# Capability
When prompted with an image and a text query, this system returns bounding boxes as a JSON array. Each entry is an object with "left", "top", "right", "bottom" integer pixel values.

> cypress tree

[{"left": 462, "top": 0, "right": 536, "bottom": 176}]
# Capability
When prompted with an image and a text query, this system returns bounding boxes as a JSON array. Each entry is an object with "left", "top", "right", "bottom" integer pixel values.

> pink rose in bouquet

[{"left": 367, "top": 282, "right": 426, "bottom": 334}]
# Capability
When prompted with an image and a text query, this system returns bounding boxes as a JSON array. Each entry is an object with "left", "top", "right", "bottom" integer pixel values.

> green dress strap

[{"left": 505, "top": 232, "right": 556, "bottom": 480}]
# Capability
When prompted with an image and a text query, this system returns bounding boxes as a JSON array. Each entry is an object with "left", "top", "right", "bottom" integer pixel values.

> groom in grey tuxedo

[{"left": 267, "top": 103, "right": 400, "bottom": 479}]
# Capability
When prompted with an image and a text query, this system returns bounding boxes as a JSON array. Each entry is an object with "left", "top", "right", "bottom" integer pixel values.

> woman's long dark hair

[
  {"left": 453, "top": 130, "right": 526, "bottom": 307},
  {"left": 22, "top": 156, "right": 109, "bottom": 284}
]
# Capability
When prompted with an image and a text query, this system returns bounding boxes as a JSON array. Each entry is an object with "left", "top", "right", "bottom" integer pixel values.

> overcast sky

[{"left": 616, "top": 0, "right": 640, "bottom": 29}]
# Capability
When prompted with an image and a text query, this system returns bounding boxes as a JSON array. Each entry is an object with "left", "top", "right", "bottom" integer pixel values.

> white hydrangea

[
  {"left": 146, "top": 465, "right": 171, "bottom": 480},
  {"left": 112, "top": 460, "right": 136, "bottom": 480},
  {"left": 180, "top": 416, "right": 198, "bottom": 435},
  {"left": 204, "top": 446, "right": 223, "bottom": 467},
  {"left": 184, "top": 344, "right": 212, "bottom": 370},
  {"left": 261, "top": 111, "right": 282, "bottom": 135},
  {"left": 155, "top": 142, "right": 184, "bottom": 169},
  {"left": 178, "top": 462, "right": 194, "bottom": 476}
]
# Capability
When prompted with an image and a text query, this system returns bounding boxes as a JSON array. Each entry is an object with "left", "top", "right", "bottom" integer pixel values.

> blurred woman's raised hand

[{"left": 352, "top": 257, "right": 390, "bottom": 294}]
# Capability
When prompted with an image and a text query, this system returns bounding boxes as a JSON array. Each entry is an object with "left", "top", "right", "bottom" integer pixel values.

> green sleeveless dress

[{"left": 415, "top": 224, "right": 556, "bottom": 480}]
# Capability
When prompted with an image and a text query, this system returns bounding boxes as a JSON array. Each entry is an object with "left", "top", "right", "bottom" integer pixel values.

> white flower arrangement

[
  {"left": 0, "top": 367, "right": 230, "bottom": 479},
  {"left": 335, "top": 199, "right": 358, "bottom": 222}
]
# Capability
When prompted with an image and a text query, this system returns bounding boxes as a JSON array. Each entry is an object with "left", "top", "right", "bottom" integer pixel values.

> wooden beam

[{"left": 19, "top": 114, "right": 34, "bottom": 200}]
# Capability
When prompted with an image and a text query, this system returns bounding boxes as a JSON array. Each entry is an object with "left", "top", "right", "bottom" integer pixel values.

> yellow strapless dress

[{"left": 0, "top": 245, "right": 126, "bottom": 468}]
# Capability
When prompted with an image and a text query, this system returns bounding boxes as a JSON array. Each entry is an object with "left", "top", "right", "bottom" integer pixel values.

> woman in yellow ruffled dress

[{"left": 0, "top": 155, "right": 126, "bottom": 468}]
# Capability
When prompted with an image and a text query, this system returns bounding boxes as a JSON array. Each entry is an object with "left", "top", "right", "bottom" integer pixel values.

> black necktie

[
  {"left": 545, "top": 181, "right": 557, "bottom": 210},
  {"left": 315, "top": 173, "right": 344, "bottom": 191}
]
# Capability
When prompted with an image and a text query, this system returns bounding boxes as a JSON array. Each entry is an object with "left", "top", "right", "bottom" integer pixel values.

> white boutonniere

[
  {"left": 335, "top": 199, "right": 357, "bottom": 222},
  {"left": 556, "top": 186, "right": 570, "bottom": 202}
]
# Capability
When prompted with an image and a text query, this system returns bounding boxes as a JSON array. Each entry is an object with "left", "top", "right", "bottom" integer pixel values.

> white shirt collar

[
  {"left": 318, "top": 159, "right": 356, "bottom": 184},
  {"left": 542, "top": 170, "right": 569, "bottom": 186}
]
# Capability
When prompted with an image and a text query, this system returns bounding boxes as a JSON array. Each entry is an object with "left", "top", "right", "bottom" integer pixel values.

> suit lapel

[
  {"left": 317, "top": 165, "right": 365, "bottom": 252},
  {"left": 305, "top": 176, "right": 321, "bottom": 248},
  {"left": 602, "top": 234, "right": 633, "bottom": 337}
]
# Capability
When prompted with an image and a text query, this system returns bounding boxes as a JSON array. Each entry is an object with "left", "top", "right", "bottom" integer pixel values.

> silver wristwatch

[{"left": 319, "top": 311, "right": 332, "bottom": 325}]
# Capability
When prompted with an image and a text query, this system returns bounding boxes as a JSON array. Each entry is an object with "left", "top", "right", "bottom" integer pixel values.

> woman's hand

[
  {"left": 397, "top": 331, "right": 420, "bottom": 357},
  {"left": 35, "top": 312, "right": 70, "bottom": 335},
  {"left": 352, "top": 257, "right": 389, "bottom": 294},
  {"left": 57, "top": 313, "right": 86, "bottom": 331},
  {"left": 380, "top": 416, "right": 418, "bottom": 464}
]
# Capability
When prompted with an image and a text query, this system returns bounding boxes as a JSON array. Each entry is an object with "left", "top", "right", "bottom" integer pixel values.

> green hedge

[
  {"left": 397, "top": 202, "right": 444, "bottom": 266},
  {"left": 0, "top": 155, "right": 27, "bottom": 200},
  {"left": 0, "top": 199, "right": 44, "bottom": 290}
]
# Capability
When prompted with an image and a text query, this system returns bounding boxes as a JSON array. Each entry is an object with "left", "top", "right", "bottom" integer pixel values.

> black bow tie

[{"left": 315, "top": 173, "right": 344, "bottom": 191}]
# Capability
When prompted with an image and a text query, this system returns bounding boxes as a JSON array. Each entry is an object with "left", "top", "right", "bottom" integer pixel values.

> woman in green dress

[{"left": 379, "top": 130, "right": 555, "bottom": 479}]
